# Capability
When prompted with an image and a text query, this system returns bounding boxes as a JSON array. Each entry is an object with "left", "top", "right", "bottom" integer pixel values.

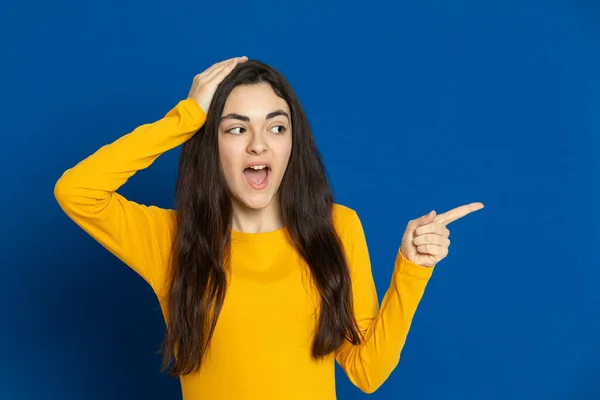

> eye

[
  {"left": 226, "top": 127, "right": 246, "bottom": 135},
  {"left": 270, "top": 125, "right": 287, "bottom": 134}
]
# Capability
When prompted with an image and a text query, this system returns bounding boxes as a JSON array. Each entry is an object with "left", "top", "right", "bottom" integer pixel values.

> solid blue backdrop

[{"left": 2, "top": 0, "right": 598, "bottom": 398}]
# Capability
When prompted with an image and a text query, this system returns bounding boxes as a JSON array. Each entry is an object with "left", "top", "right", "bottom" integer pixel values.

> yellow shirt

[{"left": 54, "top": 98, "right": 434, "bottom": 399}]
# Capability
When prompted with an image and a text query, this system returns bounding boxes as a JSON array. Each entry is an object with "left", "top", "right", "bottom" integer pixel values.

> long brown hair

[{"left": 161, "top": 60, "right": 362, "bottom": 376}]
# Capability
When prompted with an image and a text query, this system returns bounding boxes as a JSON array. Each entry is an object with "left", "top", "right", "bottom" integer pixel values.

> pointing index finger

[{"left": 434, "top": 202, "right": 484, "bottom": 225}]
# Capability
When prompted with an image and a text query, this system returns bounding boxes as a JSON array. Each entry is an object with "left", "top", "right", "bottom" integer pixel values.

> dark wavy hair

[{"left": 160, "top": 59, "right": 362, "bottom": 376}]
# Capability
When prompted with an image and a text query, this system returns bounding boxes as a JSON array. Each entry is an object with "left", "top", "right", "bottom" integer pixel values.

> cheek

[
  {"left": 218, "top": 140, "right": 239, "bottom": 178},
  {"left": 279, "top": 138, "right": 293, "bottom": 168}
]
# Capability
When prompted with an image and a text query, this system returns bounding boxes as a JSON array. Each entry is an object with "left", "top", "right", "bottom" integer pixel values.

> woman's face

[{"left": 218, "top": 83, "right": 293, "bottom": 211}]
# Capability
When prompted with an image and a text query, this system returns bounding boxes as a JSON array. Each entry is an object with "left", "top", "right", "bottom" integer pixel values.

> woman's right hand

[{"left": 187, "top": 56, "right": 248, "bottom": 114}]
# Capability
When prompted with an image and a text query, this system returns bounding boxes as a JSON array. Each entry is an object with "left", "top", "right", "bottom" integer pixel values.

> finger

[
  {"left": 197, "top": 57, "right": 245, "bottom": 82},
  {"left": 204, "top": 56, "right": 246, "bottom": 75},
  {"left": 414, "top": 223, "right": 449, "bottom": 238},
  {"left": 413, "top": 234, "right": 450, "bottom": 247},
  {"left": 200, "top": 58, "right": 238, "bottom": 82},
  {"left": 434, "top": 202, "right": 484, "bottom": 225},
  {"left": 406, "top": 210, "right": 437, "bottom": 231},
  {"left": 196, "top": 58, "right": 234, "bottom": 80},
  {"left": 205, "top": 56, "right": 247, "bottom": 83},
  {"left": 417, "top": 244, "right": 448, "bottom": 257}
]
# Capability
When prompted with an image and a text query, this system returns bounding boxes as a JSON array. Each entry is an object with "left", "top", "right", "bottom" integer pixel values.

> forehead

[{"left": 222, "top": 83, "right": 290, "bottom": 115}]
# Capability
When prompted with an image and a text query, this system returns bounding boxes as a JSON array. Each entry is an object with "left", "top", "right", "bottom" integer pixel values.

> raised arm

[
  {"left": 54, "top": 98, "right": 206, "bottom": 294},
  {"left": 54, "top": 57, "right": 248, "bottom": 295}
]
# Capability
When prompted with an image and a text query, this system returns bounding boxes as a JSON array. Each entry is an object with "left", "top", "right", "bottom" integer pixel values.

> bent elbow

[
  {"left": 359, "top": 385, "right": 378, "bottom": 395},
  {"left": 357, "top": 379, "right": 383, "bottom": 395},
  {"left": 350, "top": 370, "right": 389, "bottom": 394},
  {"left": 53, "top": 170, "right": 85, "bottom": 215},
  {"left": 53, "top": 174, "right": 71, "bottom": 207},
  {"left": 353, "top": 356, "right": 400, "bottom": 394}
]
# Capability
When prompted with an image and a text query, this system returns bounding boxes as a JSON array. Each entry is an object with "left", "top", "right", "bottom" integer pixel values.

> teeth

[{"left": 249, "top": 165, "right": 267, "bottom": 170}]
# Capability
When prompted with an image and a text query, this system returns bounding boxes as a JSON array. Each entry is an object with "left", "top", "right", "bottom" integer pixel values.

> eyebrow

[{"left": 220, "top": 110, "right": 290, "bottom": 122}]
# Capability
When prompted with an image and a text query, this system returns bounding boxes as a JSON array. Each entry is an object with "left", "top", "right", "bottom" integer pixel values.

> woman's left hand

[{"left": 400, "top": 202, "right": 484, "bottom": 267}]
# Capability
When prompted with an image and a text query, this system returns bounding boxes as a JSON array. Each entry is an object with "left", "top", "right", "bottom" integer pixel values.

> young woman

[{"left": 54, "top": 56, "right": 483, "bottom": 399}]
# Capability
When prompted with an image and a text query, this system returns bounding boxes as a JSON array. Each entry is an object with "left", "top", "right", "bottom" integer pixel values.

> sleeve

[
  {"left": 53, "top": 98, "right": 206, "bottom": 296},
  {"left": 334, "top": 209, "right": 434, "bottom": 394}
]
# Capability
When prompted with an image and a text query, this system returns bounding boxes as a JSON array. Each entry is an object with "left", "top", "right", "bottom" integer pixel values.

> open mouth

[{"left": 243, "top": 164, "right": 271, "bottom": 190}]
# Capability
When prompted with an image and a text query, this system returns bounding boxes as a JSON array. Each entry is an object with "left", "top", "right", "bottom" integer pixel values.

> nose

[{"left": 246, "top": 131, "right": 268, "bottom": 155}]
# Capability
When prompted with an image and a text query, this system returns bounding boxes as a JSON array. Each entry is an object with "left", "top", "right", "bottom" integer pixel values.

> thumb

[{"left": 408, "top": 210, "right": 437, "bottom": 230}]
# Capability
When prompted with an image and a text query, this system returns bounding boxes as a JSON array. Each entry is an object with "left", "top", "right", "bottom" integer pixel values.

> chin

[{"left": 234, "top": 192, "right": 277, "bottom": 211}]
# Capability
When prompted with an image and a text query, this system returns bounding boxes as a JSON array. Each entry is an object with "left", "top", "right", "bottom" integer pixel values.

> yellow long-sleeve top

[{"left": 53, "top": 97, "right": 434, "bottom": 399}]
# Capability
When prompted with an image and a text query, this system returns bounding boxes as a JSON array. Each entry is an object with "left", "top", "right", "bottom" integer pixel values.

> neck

[{"left": 230, "top": 197, "right": 284, "bottom": 233}]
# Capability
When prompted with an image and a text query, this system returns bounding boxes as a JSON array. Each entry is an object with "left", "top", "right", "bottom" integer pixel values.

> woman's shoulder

[
  {"left": 332, "top": 203, "right": 357, "bottom": 220},
  {"left": 332, "top": 203, "right": 363, "bottom": 237}
]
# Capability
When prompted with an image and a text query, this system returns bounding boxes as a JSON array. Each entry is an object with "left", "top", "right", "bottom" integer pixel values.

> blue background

[{"left": 3, "top": 0, "right": 599, "bottom": 398}]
